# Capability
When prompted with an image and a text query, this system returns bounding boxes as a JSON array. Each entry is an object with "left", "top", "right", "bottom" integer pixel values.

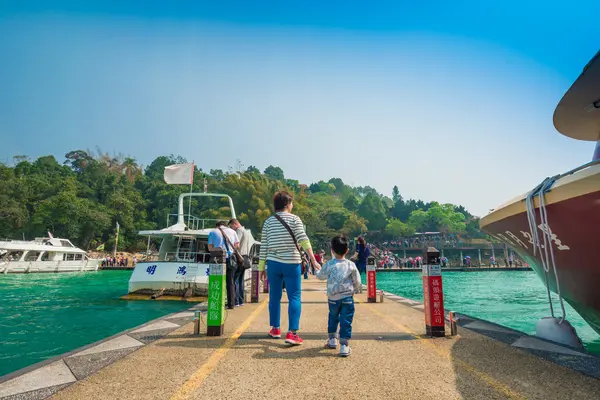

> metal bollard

[
  {"left": 251, "top": 256, "right": 260, "bottom": 303},
  {"left": 379, "top": 290, "right": 384, "bottom": 303},
  {"left": 367, "top": 256, "right": 377, "bottom": 303},
  {"left": 448, "top": 311, "right": 458, "bottom": 336},
  {"left": 263, "top": 277, "right": 269, "bottom": 294},
  {"left": 193, "top": 310, "right": 202, "bottom": 335}
]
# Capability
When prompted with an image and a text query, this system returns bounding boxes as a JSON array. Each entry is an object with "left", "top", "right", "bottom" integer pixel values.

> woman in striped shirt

[{"left": 258, "top": 190, "right": 319, "bottom": 345}]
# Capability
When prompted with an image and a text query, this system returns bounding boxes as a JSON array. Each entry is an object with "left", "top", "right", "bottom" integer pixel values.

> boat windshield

[{"left": 151, "top": 236, "right": 212, "bottom": 263}]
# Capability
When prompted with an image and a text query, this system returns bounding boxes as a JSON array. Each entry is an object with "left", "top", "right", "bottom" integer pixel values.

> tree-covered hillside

[{"left": 0, "top": 151, "right": 485, "bottom": 251}]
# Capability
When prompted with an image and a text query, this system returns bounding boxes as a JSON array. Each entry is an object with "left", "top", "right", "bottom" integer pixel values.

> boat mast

[{"left": 113, "top": 221, "right": 120, "bottom": 258}]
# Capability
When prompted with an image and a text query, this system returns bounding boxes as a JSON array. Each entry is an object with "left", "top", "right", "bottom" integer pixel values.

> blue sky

[{"left": 0, "top": 1, "right": 598, "bottom": 216}]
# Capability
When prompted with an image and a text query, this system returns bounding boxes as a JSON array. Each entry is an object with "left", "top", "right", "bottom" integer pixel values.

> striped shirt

[{"left": 258, "top": 212, "right": 311, "bottom": 270}]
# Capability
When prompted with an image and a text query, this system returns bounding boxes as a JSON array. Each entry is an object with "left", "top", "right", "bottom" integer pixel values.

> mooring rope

[{"left": 525, "top": 175, "right": 566, "bottom": 322}]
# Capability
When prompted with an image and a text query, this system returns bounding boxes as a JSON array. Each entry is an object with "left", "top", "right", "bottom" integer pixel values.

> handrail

[
  {"left": 166, "top": 214, "right": 221, "bottom": 231},
  {"left": 162, "top": 251, "right": 211, "bottom": 263},
  {"left": 177, "top": 193, "right": 236, "bottom": 226}
]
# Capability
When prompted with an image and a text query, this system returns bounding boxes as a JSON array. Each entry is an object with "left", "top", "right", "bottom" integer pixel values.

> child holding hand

[{"left": 315, "top": 234, "right": 362, "bottom": 357}]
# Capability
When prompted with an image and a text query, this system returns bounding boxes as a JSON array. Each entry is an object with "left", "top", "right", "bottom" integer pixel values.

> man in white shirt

[
  {"left": 208, "top": 221, "right": 240, "bottom": 309},
  {"left": 229, "top": 219, "right": 250, "bottom": 306}
]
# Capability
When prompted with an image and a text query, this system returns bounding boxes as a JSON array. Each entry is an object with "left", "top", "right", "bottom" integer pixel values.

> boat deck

[{"left": 2, "top": 278, "right": 600, "bottom": 400}]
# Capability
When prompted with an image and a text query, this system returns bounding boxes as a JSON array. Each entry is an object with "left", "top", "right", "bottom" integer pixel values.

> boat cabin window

[
  {"left": 60, "top": 240, "right": 74, "bottom": 248},
  {"left": 24, "top": 251, "right": 41, "bottom": 261},
  {"left": 2, "top": 251, "right": 24, "bottom": 261},
  {"left": 63, "top": 253, "right": 76, "bottom": 261},
  {"left": 158, "top": 236, "right": 211, "bottom": 263},
  {"left": 41, "top": 252, "right": 53, "bottom": 261},
  {"left": 73, "top": 254, "right": 83, "bottom": 261}
]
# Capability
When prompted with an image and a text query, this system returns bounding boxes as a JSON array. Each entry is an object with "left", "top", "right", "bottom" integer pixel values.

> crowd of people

[
  {"left": 372, "top": 233, "right": 463, "bottom": 250},
  {"left": 101, "top": 255, "right": 136, "bottom": 267}
]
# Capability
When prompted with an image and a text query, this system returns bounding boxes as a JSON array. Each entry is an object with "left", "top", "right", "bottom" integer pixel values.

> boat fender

[{"left": 535, "top": 317, "right": 585, "bottom": 350}]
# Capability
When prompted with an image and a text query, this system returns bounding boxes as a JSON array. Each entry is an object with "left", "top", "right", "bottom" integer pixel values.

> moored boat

[
  {"left": 0, "top": 235, "right": 100, "bottom": 273},
  {"left": 480, "top": 50, "right": 600, "bottom": 339},
  {"left": 127, "top": 193, "right": 259, "bottom": 298}
]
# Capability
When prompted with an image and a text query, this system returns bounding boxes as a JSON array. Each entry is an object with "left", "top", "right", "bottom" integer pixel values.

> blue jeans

[
  {"left": 328, "top": 296, "right": 355, "bottom": 340},
  {"left": 267, "top": 260, "right": 301, "bottom": 331},
  {"left": 356, "top": 260, "right": 366, "bottom": 274},
  {"left": 234, "top": 267, "right": 245, "bottom": 306}
]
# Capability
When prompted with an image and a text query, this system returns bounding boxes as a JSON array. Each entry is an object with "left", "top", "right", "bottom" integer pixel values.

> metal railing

[
  {"left": 161, "top": 251, "right": 212, "bottom": 263},
  {"left": 166, "top": 214, "right": 222, "bottom": 231}
]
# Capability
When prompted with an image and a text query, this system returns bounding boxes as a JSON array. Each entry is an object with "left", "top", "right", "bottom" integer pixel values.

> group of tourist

[
  {"left": 207, "top": 218, "right": 251, "bottom": 310},
  {"left": 101, "top": 255, "right": 136, "bottom": 267},
  {"left": 373, "top": 234, "right": 461, "bottom": 250}
]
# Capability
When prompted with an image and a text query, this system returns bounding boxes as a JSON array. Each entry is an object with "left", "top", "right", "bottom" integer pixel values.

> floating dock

[{"left": 1, "top": 279, "right": 600, "bottom": 400}]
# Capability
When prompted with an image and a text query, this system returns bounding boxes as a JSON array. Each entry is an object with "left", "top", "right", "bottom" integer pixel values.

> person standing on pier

[
  {"left": 258, "top": 191, "right": 320, "bottom": 345},
  {"left": 228, "top": 218, "right": 250, "bottom": 307},
  {"left": 314, "top": 234, "right": 362, "bottom": 357},
  {"left": 352, "top": 236, "right": 370, "bottom": 274},
  {"left": 208, "top": 221, "right": 240, "bottom": 310}
]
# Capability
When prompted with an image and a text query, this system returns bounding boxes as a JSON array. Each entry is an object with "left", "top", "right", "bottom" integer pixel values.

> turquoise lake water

[
  {"left": 2, "top": 270, "right": 599, "bottom": 378},
  {"left": 372, "top": 270, "right": 600, "bottom": 354},
  {"left": 0, "top": 271, "right": 189, "bottom": 377}
]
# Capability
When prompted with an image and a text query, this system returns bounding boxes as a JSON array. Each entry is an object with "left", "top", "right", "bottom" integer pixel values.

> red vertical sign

[
  {"left": 423, "top": 264, "right": 445, "bottom": 337},
  {"left": 367, "top": 257, "right": 376, "bottom": 303}
]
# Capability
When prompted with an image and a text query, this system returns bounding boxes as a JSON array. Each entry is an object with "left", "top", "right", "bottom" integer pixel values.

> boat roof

[
  {"left": 553, "top": 49, "right": 600, "bottom": 141},
  {"left": 0, "top": 240, "right": 87, "bottom": 253},
  {"left": 138, "top": 229, "right": 213, "bottom": 238}
]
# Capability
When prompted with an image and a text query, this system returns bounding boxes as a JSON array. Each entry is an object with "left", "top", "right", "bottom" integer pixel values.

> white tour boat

[
  {"left": 127, "top": 193, "right": 259, "bottom": 298},
  {"left": 0, "top": 234, "right": 100, "bottom": 273}
]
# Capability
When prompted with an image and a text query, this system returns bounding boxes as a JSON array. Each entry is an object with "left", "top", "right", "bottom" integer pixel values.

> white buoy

[{"left": 535, "top": 317, "right": 584, "bottom": 350}]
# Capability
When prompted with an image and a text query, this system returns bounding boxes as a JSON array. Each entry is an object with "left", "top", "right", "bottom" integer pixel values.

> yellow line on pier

[
  {"left": 170, "top": 300, "right": 268, "bottom": 400},
  {"left": 364, "top": 303, "right": 527, "bottom": 400}
]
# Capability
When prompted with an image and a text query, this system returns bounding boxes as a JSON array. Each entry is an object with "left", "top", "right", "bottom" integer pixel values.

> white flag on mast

[{"left": 164, "top": 163, "right": 194, "bottom": 185}]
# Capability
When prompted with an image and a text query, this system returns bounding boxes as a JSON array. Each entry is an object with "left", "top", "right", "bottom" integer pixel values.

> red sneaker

[
  {"left": 268, "top": 327, "right": 281, "bottom": 338},
  {"left": 285, "top": 332, "right": 303, "bottom": 345}
]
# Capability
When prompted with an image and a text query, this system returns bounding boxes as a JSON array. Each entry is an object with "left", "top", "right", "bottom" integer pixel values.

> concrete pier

[{"left": 2, "top": 279, "right": 600, "bottom": 400}]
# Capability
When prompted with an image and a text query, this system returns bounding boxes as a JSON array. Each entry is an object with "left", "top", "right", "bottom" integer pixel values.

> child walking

[{"left": 315, "top": 234, "right": 362, "bottom": 357}]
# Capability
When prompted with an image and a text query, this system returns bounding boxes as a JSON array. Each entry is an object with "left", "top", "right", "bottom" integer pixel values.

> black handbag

[
  {"left": 273, "top": 213, "right": 309, "bottom": 274},
  {"left": 218, "top": 227, "right": 245, "bottom": 267}
]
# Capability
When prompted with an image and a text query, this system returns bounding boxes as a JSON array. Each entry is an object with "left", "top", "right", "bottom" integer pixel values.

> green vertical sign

[{"left": 207, "top": 262, "right": 225, "bottom": 336}]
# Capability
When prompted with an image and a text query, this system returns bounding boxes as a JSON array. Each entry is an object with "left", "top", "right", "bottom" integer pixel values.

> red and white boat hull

[{"left": 481, "top": 163, "right": 600, "bottom": 335}]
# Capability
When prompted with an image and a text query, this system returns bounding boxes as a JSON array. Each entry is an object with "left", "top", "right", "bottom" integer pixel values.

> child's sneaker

[
  {"left": 285, "top": 332, "right": 303, "bottom": 345},
  {"left": 268, "top": 327, "right": 281, "bottom": 338},
  {"left": 339, "top": 344, "right": 352, "bottom": 357},
  {"left": 326, "top": 337, "right": 338, "bottom": 349}
]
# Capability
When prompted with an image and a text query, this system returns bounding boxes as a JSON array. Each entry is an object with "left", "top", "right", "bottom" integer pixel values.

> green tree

[
  {"left": 343, "top": 196, "right": 359, "bottom": 212},
  {"left": 246, "top": 165, "right": 260, "bottom": 174},
  {"left": 392, "top": 185, "right": 401, "bottom": 204},
  {"left": 341, "top": 213, "right": 368, "bottom": 237},
  {"left": 408, "top": 209, "right": 429, "bottom": 232},
  {"left": 357, "top": 193, "right": 387, "bottom": 231},
  {"left": 385, "top": 218, "right": 415, "bottom": 237},
  {"left": 264, "top": 165, "right": 285, "bottom": 181},
  {"left": 121, "top": 157, "right": 141, "bottom": 183}
]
